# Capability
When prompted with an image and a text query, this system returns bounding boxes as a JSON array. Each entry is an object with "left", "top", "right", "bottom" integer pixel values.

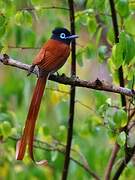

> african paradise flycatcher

[{"left": 16, "top": 27, "right": 78, "bottom": 165}]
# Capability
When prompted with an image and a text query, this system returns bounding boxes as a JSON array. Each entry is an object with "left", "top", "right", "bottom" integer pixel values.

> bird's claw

[{"left": 27, "top": 65, "right": 35, "bottom": 76}]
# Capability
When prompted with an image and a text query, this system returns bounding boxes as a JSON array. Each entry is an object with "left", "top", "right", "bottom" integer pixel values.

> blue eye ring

[{"left": 60, "top": 33, "right": 66, "bottom": 39}]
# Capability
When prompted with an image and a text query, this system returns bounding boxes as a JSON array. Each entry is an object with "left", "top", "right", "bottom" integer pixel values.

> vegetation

[{"left": 0, "top": 0, "right": 135, "bottom": 179}]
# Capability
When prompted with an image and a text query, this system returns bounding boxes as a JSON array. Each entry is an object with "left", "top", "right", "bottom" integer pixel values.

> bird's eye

[{"left": 60, "top": 33, "right": 66, "bottom": 39}]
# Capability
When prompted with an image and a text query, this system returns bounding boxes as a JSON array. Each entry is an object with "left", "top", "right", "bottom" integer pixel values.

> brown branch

[
  {"left": 112, "top": 146, "right": 135, "bottom": 180},
  {"left": 107, "top": 0, "right": 128, "bottom": 179},
  {"left": 61, "top": 0, "right": 76, "bottom": 179},
  {"left": 9, "top": 136, "right": 100, "bottom": 179},
  {"left": 104, "top": 143, "right": 120, "bottom": 180},
  {"left": 0, "top": 54, "right": 135, "bottom": 97},
  {"left": 109, "top": 0, "right": 126, "bottom": 107}
]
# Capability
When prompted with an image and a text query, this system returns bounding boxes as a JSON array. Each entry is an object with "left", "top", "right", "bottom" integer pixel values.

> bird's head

[{"left": 51, "top": 27, "right": 78, "bottom": 45}]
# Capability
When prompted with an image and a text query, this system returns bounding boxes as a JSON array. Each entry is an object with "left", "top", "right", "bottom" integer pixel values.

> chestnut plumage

[{"left": 16, "top": 28, "right": 78, "bottom": 164}]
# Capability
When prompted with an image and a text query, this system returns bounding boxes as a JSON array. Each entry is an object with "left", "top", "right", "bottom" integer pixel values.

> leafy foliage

[{"left": 0, "top": 0, "right": 135, "bottom": 179}]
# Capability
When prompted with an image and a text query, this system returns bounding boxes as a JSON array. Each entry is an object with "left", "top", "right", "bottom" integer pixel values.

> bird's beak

[{"left": 66, "top": 35, "right": 79, "bottom": 39}]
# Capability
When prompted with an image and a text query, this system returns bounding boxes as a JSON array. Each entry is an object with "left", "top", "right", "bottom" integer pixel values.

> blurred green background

[{"left": 1, "top": 0, "right": 135, "bottom": 179}]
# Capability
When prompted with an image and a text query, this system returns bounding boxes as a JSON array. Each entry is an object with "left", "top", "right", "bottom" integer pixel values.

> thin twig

[
  {"left": 75, "top": 99, "right": 96, "bottom": 112},
  {"left": 19, "top": 6, "right": 69, "bottom": 11},
  {"left": 9, "top": 136, "right": 100, "bottom": 178},
  {"left": 0, "top": 54, "right": 135, "bottom": 97},
  {"left": 112, "top": 146, "right": 135, "bottom": 180},
  {"left": 109, "top": 0, "right": 126, "bottom": 107},
  {"left": 104, "top": 0, "right": 127, "bottom": 179},
  {"left": 104, "top": 143, "right": 120, "bottom": 180}
]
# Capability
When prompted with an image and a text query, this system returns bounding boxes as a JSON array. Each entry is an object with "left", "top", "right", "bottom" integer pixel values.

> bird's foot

[{"left": 27, "top": 64, "right": 35, "bottom": 76}]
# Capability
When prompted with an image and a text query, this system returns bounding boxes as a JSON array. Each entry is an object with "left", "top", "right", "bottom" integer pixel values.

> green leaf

[
  {"left": 107, "top": 129, "right": 116, "bottom": 139},
  {"left": 106, "top": 98, "right": 112, "bottom": 106},
  {"left": 107, "top": 28, "right": 115, "bottom": 45},
  {"left": 15, "top": 25, "right": 22, "bottom": 46},
  {"left": 88, "top": 17, "right": 97, "bottom": 34},
  {"left": 112, "top": 44, "right": 123, "bottom": 69},
  {"left": 51, "top": 151, "right": 58, "bottom": 162},
  {"left": 125, "top": 15, "right": 135, "bottom": 35},
  {"left": 108, "top": 118, "right": 117, "bottom": 130},
  {"left": 15, "top": 11, "right": 32, "bottom": 27},
  {"left": 96, "top": 27, "right": 102, "bottom": 46},
  {"left": 23, "top": 10, "right": 33, "bottom": 27},
  {"left": 77, "top": 50, "right": 83, "bottom": 66},
  {"left": 0, "top": 26, "right": 6, "bottom": 38},
  {"left": 111, "top": 32, "right": 135, "bottom": 67},
  {"left": 0, "top": 14, "right": 6, "bottom": 26},
  {"left": 116, "top": 131, "right": 126, "bottom": 147},
  {"left": 98, "top": 45, "right": 107, "bottom": 63},
  {"left": 1, "top": 121, "right": 12, "bottom": 138},
  {"left": 116, "top": 0, "right": 130, "bottom": 17},
  {"left": 113, "top": 109, "right": 128, "bottom": 128},
  {"left": 123, "top": 34, "right": 135, "bottom": 64},
  {"left": 85, "top": 44, "right": 96, "bottom": 59},
  {"left": 15, "top": 11, "right": 24, "bottom": 26},
  {"left": 42, "top": 125, "right": 50, "bottom": 135},
  {"left": 119, "top": 31, "right": 135, "bottom": 64}
]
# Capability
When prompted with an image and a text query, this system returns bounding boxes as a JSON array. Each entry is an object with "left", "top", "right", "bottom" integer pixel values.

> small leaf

[
  {"left": 116, "top": 131, "right": 126, "bottom": 147},
  {"left": 116, "top": 0, "right": 129, "bottom": 17},
  {"left": 42, "top": 125, "right": 50, "bottom": 136},
  {"left": 0, "top": 26, "right": 6, "bottom": 38},
  {"left": 112, "top": 44, "right": 123, "bottom": 69},
  {"left": 106, "top": 98, "right": 111, "bottom": 106},
  {"left": 77, "top": 51, "right": 83, "bottom": 66},
  {"left": 107, "top": 28, "right": 115, "bottom": 45},
  {"left": 108, "top": 118, "right": 117, "bottom": 130},
  {"left": 88, "top": 17, "right": 97, "bottom": 34},
  {"left": 15, "top": 11, "right": 32, "bottom": 27},
  {"left": 15, "top": 11, "right": 24, "bottom": 26},
  {"left": 96, "top": 27, "right": 102, "bottom": 46},
  {"left": 124, "top": 34, "right": 135, "bottom": 64},
  {"left": 1, "top": 121, "right": 12, "bottom": 137},
  {"left": 113, "top": 109, "right": 128, "bottom": 128},
  {"left": 85, "top": 44, "right": 96, "bottom": 59},
  {"left": 23, "top": 10, "right": 33, "bottom": 27},
  {"left": 0, "top": 14, "right": 6, "bottom": 26},
  {"left": 98, "top": 45, "right": 107, "bottom": 63},
  {"left": 51, "top": 151, "right": 58, "bottom": 162}
]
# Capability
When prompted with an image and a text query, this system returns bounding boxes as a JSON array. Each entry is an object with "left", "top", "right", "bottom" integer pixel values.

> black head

[{"left": 51, "top": 27, "right": 78, "bottom": 45}]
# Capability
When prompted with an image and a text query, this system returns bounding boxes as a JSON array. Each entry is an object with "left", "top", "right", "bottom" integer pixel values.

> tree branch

[
  {"left": 105, "top": 0, "right": 127, "bottom": 179},
  {"left": 109, "top": 0, "right": 126, "bottom": 107},
  {"left": 20, "top": 6, "right": 69, "bottom": 11},
  {"left": 112, "top": 146, "right": 135, "bottom": 180},
  {"left": 0, "top": 54, "right": 135, "bottom": 97},
  {"left": 104, "top": 143, "right": 120, "bottom": 180},
  {"left": 61, "top": 1, "right": 76, "bottom": 179}
]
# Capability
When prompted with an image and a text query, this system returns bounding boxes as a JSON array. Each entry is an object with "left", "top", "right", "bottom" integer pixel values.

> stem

[
  {"left": 112, "top": 146, "right": 135, "bottom": 180},
  {"left": 104, "top": 143, "right": 120, "bottom": 180},
  {"left": 109, "top": 0, "right": 126, "bottom": 107},
  {"left": 61, "top": 0, "right": 76, "bottom": 179},
  {"left": 105, "top": 0, "right": 127, "bottom": 179}
]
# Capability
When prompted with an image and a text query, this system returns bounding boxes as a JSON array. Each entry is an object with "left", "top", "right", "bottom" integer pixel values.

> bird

[{"left": 16, "top": 27, "right": 78, "bottom": 165}]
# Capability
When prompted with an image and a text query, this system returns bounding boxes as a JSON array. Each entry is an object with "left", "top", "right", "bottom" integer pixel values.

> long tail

[{"left": 16, "top": 76, "right": 48, "bottom": 165}]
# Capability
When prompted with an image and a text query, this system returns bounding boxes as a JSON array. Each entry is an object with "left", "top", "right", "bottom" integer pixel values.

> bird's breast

[{"left": 33, "top": 39, "right": 70, "bottom": 73}]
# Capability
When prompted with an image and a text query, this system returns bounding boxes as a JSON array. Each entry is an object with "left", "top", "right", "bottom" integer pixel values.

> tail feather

[{"left": 16, "top": 76, "right": 48, "bottom": 161}]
